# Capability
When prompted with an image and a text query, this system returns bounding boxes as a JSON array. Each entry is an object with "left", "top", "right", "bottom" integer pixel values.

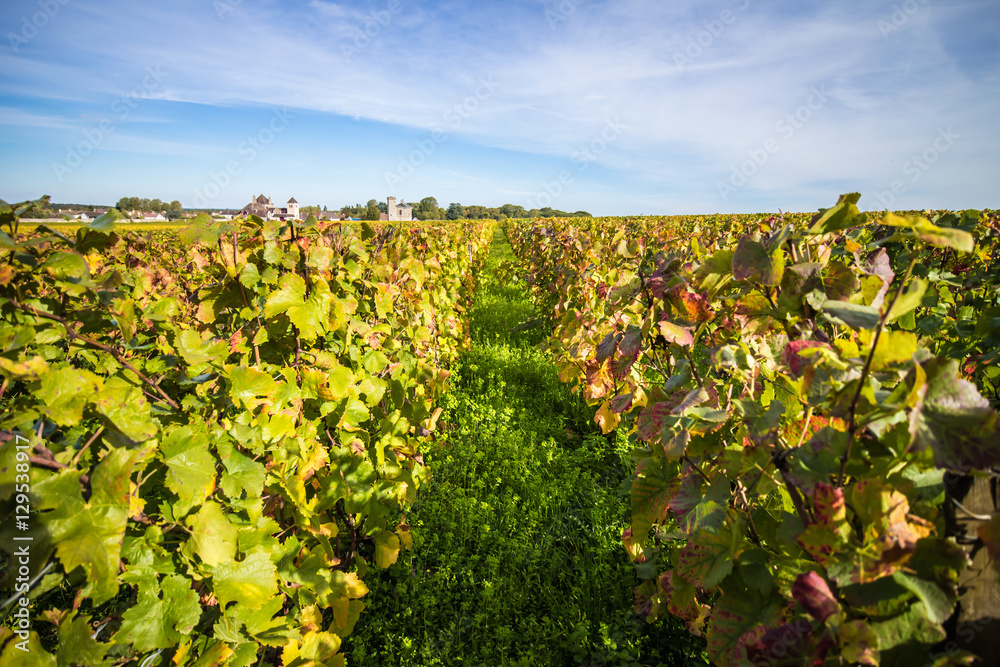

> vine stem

[
  {"left": 231, "top": 230, "right": 263, "bottom": 369},
  {"left": 682, "top": 455, "right": 712, "bottom": 484},
  {"left": 781, "top": 468, "right": 814, "bottom": 526},
  {"left": 837, "top": 255, "right": 918, "bottom": 487},
  {"left": 71, "top": 426, "right": 104, "bottom": 468},
  {"left": 6, "top": 299, "right": 180, "bottom": 410},
  {"left": 683, "top": 349, "right": 704, "bottom": 389}
]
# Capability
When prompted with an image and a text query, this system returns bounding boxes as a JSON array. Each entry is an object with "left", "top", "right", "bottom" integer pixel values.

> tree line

[
  {"left": 110, "top": 195, "right": 591, "bottom": 222},
  {"left": 368, "top": 197, "right": 591, "bottom": 221},
  {"left": 115, "top": 197, "right": 184, "bottom": 220}
]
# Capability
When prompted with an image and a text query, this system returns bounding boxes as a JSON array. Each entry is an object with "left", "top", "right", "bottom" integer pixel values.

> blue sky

[{"left": 0, "top": 0, "right": 997, "bottom": 215}]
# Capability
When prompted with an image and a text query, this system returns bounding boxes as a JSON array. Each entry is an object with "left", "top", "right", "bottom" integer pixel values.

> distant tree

[
  {"left": 169, "top": 200, "right": 182, "bottom": 213},
  {"left": 363, "top": 200, "right": 380, "bottom": 221},
  {"left": 149, "top": 198, "right": 163, "bottom": 212},
  {"left": 340, "top": 204, "right": 363, "bottom": 219},
  {"left": 446, "top": 203, "right": 465, "bottom": 220},
  {"left": 573, "top": 210, "right": 592, "bottom": 218},
  {"left": 377, "top": 201, "right": 388, "bottom": 214},
  {"left": 464, "top": 205, "right": 489, "bottom": 219},
  {"left": 413, "top": 197, "right": 445, "bottom": 220},
  {"left": 500, "top": 204, "right": 527, "bottom": 219}
]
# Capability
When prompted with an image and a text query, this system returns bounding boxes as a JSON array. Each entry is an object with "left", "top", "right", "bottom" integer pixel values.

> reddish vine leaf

[
  {"left": 658, "top": 318, "right": 694, "bottom": 347},
  {"left": 978, "top": 514, "right": 1000, "bottom": 564},
  {"left": 823, "top": 261, "right": 861, "bottom": 301},
  {"left": 732, "top": 236, "right": 784, "bottom": 286},
  {"left": 780, "top": 262, "right": 823, "bottom": 297},
  {"left": 611, "top": 326, "right": 642, "bottom": 378},
  {"left": 595, "top": 331, "right": 621, "bottom": 362},
  {"left": 636, "top": 401, "right": 673, "bottom": 442},
  {"left": 745, "top": 619, "right": 833, "bottom": 667},
  {"left": 631, "top": 457, "right": 676, "bottom": 539},
  {"left": 706, "top": 575, "right": 783, "bottom": 667},
  {"left": 791, "top": 571, "right": 840, "bottom": 622},
  {"left": 909, "top": 358, "right": 1000, "bottom": 471},
  {"left": 840, "top": 619, "right": 880, "bottom": 666},
  {"left": 659, "top": 572, "right": 710, "bottom": 635},
  {"left": 610, "top": 392, "right": 634, "bottom": 414},
  {"left": 676, "top": 516, "right": 741, "bottom": 588},
  {"left": 583, "top": 359, "right": 613, "bottom": 401},
  {"left": 782, "top": 340, "right": 830, "bottom": 378}
]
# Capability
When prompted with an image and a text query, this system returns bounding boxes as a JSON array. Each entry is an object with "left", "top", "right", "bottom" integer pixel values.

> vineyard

[{"left": 1, "top": 194, "right": 998, "bottom": 666}]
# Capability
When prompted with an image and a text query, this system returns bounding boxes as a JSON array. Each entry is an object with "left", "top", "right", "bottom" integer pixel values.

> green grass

[{"left": 348, "top": 229, "right": 706, "bottom": 666}]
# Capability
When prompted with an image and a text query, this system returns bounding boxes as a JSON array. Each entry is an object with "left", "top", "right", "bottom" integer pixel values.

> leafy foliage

[
  {"left": 0, "top": 199, "right": 494, "bottom": 665},
  {"left": 508, "top": 199, "right": 1000, "bottom": 666}
]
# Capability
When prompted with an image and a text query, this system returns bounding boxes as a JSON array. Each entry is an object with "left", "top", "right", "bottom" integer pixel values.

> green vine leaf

[
  {"left": 160, "top": 425, "right": 218, "bottom": 517},
  {"left": 212, "top": 552, "right": 279, "bottom": 610},
  {"left": 35, "top": 447, "right": 141, "bottom": 604},
  {"left": 113, "top": 575, "right": 202, "bottom": 652}
]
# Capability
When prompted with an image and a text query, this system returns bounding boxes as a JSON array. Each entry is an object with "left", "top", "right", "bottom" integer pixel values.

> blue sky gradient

[{"left": 1, "top": 0, "right": 997, "bottom": 214}]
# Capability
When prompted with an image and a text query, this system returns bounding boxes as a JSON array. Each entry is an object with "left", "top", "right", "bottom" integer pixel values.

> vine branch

[{"left": 6, "top": 299, "right": 180, "bottom": 410}]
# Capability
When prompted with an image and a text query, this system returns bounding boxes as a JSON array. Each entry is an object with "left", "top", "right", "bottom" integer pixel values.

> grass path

[{"left": 349, "top": 228, "right": 705, "bottom": 666}]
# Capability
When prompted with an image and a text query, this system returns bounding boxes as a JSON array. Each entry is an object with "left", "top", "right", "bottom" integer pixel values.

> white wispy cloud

[{"left": 1, "top": 0, "right": 996, "bottom": 211}]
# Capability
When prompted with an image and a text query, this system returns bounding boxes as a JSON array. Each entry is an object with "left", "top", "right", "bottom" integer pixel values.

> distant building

[
  {"left": 239, "top": 195, "right": 300, "bottom": 221},
  {"left": 387, "top": 197, "right": 413, "bottom": 221},
  {"left": 129, "top": 211, "right": 167, "bottom": 222}
]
